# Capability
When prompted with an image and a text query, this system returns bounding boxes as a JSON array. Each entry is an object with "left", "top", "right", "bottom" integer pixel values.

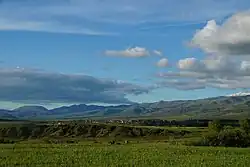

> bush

[
  {"left": 223, "top": 125, "right": 234, "bottom": 130},
  {"left": 0, "top": 138, "right": 15, "bottom": 144},
  {"left": 208, "top": 120, "right": 223, "bottom": 132},
  {"left": 201, "top": 131, "right": 219, "bottom": 146},
  {"left": 240, "top": 119, "right": 250, "bottom": 134},
  {"left": 191, "top": 129, "right": 250, "bottom": 147},
  {"left": 217, "top": 129, "right": 250, "bottom": 147},
  {"left": 66, "top": 140, "right": 78, "bottom": 144},
  {"left": 108, "top": 140, "right": 116, "bottom": 145}
]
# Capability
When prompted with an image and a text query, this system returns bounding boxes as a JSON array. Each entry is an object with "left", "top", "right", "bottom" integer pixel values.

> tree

[
  {"left": 208, "top": 120, "right": 223, "bottom": 132},
  {"left": 240, "top": 119, "right": 250, "bottom": 134}
]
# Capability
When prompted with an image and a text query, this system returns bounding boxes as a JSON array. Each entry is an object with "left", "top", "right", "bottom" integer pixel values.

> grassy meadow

[
  {"left": 1, "top": 142, "right": 250, "bottom": 167},
  {"left": 0, "top": 120, "right": 250, "bottom": 167}
]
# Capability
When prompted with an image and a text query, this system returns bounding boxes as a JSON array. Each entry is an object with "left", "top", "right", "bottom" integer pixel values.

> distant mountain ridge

[
  {"left": 0, "top": 109, "right": 17, "bottom": 120},
  {"left": 226, "top": 91, "right": 250, "bottom": 97},
  {"left": 2, "top": 95, "right": 250, "bottom": 120}
]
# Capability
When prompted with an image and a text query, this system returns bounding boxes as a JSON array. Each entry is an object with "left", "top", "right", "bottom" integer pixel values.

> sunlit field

[{"left": 1, "top": 142, "right": 250, "bottom": 167}]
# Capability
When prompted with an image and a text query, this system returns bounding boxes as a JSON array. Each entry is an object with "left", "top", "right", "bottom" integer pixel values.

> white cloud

[
  {"left": 177, "top": 57, "right": 203, "bottom": 70},
  {"left": 153, "top": 50, "right": 163, "bottom": 56},
  {"left": 105, "top": 47, "right": 150, "bottom": 57},
  {"left": 177, "top": 56, "right": 241, "bottom": 75},
  {"left": 157, "top": 58, "right": 168, "bottom": 67},
  {"left": 158, "top": 55, "right": 250, "bottom": 90},
  {"left": 157, "top": 10, "right": 250, "bottom": 90},
  {"left": 190, "top": 11, "right": 250, "bottom": 55}
]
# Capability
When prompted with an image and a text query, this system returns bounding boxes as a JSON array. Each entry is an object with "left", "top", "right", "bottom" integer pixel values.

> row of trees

[{"left": 209, "top": 119, "right": 250, "bottom": 133}]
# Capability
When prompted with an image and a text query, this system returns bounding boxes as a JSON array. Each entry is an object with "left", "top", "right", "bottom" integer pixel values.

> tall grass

[{"left": 0, "top": 143, "right": 250, "bottom": 167}]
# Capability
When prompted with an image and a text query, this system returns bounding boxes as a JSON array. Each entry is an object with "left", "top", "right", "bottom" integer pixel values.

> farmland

[
  {"left": 1, "top": 142, "right": 250, "bottom": 167},
  {"left": 0, "top": 120, "right": 250, "bottom": 167}
]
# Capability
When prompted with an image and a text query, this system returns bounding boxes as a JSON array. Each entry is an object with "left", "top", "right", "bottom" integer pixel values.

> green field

[
  {"left": 1, "top": 142, "right": 250, "bottom": 167},
  {"left": 0, "top": 120, "right": 250, "bottom": 167}
]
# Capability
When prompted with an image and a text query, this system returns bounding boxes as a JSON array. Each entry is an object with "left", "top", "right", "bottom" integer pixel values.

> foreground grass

[{"left": 0, "top": 142, "right": 250, "bottom": 167}]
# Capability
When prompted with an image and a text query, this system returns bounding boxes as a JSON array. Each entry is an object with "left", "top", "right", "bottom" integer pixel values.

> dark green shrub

[
  {"left": 66, "top": 140, "right": 78, "bottom": 144},
  {"left": 217, "top": 129, "right": 250, "bottom": 147},
  {"left": 191, "top": 129, "right": 250, "bottom": 147},
  {"left": 208, "top": 120, "right": 223, "bottom": 132},
  {"left": 0, "top": 138, "right": 15, "bottom": 144},
  {"left": 6, "top": 127, "right": 17, "bottom": 138},
  {"left": 223, "top": 125, "right": 234, "bottom": 130},
  {"left": 202, "top": 131, "right": 219, "bottom": 146},
  {"left": 18, "top": 126, "right": 32, "bottom": 139},
  {"left": 108, "top": 140, "right": 115, "bottom": 145},
  {"left": 240, "top": 119, "right": 250, "bottom": 134}
]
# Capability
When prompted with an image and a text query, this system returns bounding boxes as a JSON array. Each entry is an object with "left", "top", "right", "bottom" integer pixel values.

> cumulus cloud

[
  {"left": 190, "top": 11, "right": 250, "bottom": 55},
  {"left": 177, "top": 56, "right": 242, "bottom": 75},
  {"left": 105, "top": 47, "right": 150, "bottom": 57},
  {"left": 159, "top": 55, "right": 250, "bottom": 90},
  {"left": 177, "top": 57, "right": 203, "bottom": 70},
  {"left": 157, "top": 58, "right": 168, "bottom": 67},
  {"left": 157, "top": 10, "right": 250, "bottom": 91},
  {"left": 0, "top": 68, "right": 150, "bottom": 104}
]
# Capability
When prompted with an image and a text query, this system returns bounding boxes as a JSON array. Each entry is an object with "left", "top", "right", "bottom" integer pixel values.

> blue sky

[{"left": 1, "top": 0, "right": 250, "bottom": 109}]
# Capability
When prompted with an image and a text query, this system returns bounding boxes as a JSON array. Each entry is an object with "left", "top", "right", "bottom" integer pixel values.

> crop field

[
  {"left": 1, "top": 142, "right": 250, "bottom": 167},
  {"left": 0, "top": 120, "right": 250, "bottom": 167}
]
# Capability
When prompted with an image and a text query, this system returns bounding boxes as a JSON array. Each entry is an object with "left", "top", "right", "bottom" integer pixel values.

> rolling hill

[{"left": 1, "top": 94, "right": 250, "bottom": 120}]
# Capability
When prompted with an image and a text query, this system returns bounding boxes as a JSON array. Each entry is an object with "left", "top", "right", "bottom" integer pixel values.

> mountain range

[{"left": 2, "top": 94, "right": 250, "bottom": 120}]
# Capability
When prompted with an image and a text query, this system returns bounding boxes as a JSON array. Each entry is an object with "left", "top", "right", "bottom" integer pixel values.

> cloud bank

[
  {"left": 190, "top": 11, "right": 250, "bottom": 55},
  {"left": 159, "top": 11, "right": 250, "bottom": 90},
  {"left": 0, "top": 68, "right": 150, "bottom": 104}
]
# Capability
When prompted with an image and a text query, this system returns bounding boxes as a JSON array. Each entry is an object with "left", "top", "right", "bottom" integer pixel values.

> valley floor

[{"left": 1, "top": 142, "right": 250, "bottom": 167}]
